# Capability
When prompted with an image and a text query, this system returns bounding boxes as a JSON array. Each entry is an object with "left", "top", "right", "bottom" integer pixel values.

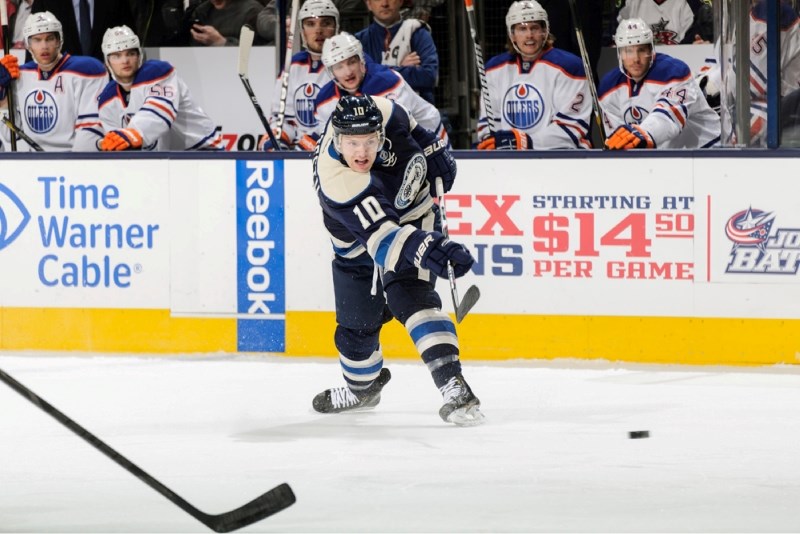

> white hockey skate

[
  {"left": 438, "top": 373, "right": 485, "bottom": 426},
  {"left": 312, "top": 368, "right": 391, "bottom": 414}
]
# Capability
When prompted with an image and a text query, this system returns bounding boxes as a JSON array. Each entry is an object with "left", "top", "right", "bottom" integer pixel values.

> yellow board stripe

[{"left": 2, "top": 308, "right": 799, "bottom": 366}]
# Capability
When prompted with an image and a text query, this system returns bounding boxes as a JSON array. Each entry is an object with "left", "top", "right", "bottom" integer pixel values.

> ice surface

[{"left": 1, "top": 353, "right": 799, "bottom": 533}]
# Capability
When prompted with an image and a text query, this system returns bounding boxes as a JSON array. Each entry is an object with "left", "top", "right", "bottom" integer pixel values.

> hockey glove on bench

[
  {"left": 0, "top": 54, "right": 20, "bottom": 88},
  {"left": 477, "top": 129, "right": 532, "bottom": 150},
  {"left": 100, "top": 128, "right": 144, "bottom": 151},
  {"left": 605, "top": 124, "right": 655, "bottom": 150}
]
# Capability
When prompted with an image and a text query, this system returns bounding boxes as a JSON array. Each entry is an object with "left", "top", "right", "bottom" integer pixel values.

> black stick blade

[
  {"left": 205, "top": 482, "right": 296, "bottom": 533},
  {"left": 455, "top": 285, "right": 481, "bottom": 324}
]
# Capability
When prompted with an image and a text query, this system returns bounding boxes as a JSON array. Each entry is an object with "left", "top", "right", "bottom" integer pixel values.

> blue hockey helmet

[{"left": 330, "top": 95, "right": 385, "bottom": 151}]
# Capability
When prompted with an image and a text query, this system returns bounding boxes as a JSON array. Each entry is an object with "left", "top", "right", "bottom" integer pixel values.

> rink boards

[{"left": 1, "top": 152, "right": 800, "bottom": 365}]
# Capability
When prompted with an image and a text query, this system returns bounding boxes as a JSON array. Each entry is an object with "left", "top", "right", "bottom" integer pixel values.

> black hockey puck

[{"left": 628, "top": 430, "right": 650, "bottom": 439}]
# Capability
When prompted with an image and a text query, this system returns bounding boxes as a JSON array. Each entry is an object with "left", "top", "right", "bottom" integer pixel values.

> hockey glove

[
  {"left": 413, "top": 232, "right": 475, "bottom": 279},
  {"left": 259, "top": 129, "right": 291, "bottom": 151},
  {"left": 697, "top": 74, "right": 720, "bottom": 113},
  {"left": 296, "top": 132, "right": 319, "bottom": 151},
  {"left": 0, "top": 54, "right": 20, "bottom": 88},
  {"left": 100, "top": 128, "right": 144, "bottom": 151},
  {"left": 476, "top": 129, "right": 532, "bottom": 150},
  {"left": 605, "top": 124, "right": 655, "bottom": 150},
  {"left": 424, "top": 140, "right": 457, "bottom": 195}
]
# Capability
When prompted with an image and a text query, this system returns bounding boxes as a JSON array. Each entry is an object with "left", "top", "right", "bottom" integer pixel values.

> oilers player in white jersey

[
  {"left": 312, "top": 94, "right": 483, "bottom": 426},
  {"left": 600, "top": 18, "right": 720, "bottom": 150},
  {"left": 315, "top": 32, "right": 449, "bottom": 145},
  {"left": 476, "top": 0, "right": 592, "bottom": 151},
  {"left": 0, "top": 11, "right": 106, "bottom": 151},
  {"left": 97, "top": 26, "right": 222, "bottom": 151},
  {"left": 260, "top": 0, "right": 338, "bottom": 151}
]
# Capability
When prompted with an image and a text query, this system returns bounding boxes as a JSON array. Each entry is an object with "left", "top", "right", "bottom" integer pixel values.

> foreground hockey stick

[
  {"left": 238, "top": 25, "right": 281, "bottom": 151},
  {"left": 463, "top": 0, "right": 496, "bottom": 135},
  {"left": 275, "top": 0, "right": 300, "bottom": 138},
  {"left": 2, "top": 117, "right": 44, "bottom": 151},
  {"left": 566, "top": 0, "right": 607, "bottom": 145},
  {"left": 0, "top": 0, "right": 18, "bottom": 151},
  {"left": 0, "top": 368, "right": 296, "bottom": 532},
  {"left": 435, "top": 177, "right": 480, "bottom": 323}
]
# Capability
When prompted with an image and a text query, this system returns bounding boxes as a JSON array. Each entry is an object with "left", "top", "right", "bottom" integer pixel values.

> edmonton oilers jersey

[
  {"left": 598, "top": 53, "right": 720, "bottom": 149},
  {"left": 269, "top": 51, "right": 331, "bottom": 145},
  {"left": 313, "top": 96, "right": 439, "bottom": 270},
  {"left": 0, "top": 54, "right": 106, "bottom": 151},
  {"left": 478, "top": 48, "right": 592, "bottom": 149},
  {"left": 97, "top": 60, "right": 221, "bottom": 151}
]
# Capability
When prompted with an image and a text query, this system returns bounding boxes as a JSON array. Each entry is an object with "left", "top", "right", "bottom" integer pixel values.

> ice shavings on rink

[{"left": 1, "top": 353, "right": 799, "bottom": 533}]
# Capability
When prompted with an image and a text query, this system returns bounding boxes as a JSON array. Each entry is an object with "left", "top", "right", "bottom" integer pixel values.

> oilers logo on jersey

[
  {"left": 395, "top": 153, "right": 426, "bottom": 210},
  {"left": 25, "top": 90, "right": 59, "bottom": 134},
  {"left": 503, "top": 83, "right": 544, "bottom": 129},
  {"left": 294, "top": 83, "right": 322, "bottom": 128},
  {"left": 623, "top": 105, "right": 649, "bottom": 125}
]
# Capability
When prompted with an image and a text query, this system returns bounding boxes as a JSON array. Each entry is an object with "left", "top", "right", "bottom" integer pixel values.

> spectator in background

[
  {"left": 130, "top": 0, "right": 191, "bottom": 46},
  {"left": 97, "top": 25, "right": 223, "bottom": 151},
  {"left": 32, "top": 0, "right": 136, "bottom": 61},
  {"left": 190, "top": 0, "right": 262, "bottom": 46},
  {"left": 687, "top": 0, "right": 713, "bottom": 43},
  {"left": 315, "top": 32, "right": 448, "bottom": 141},
  {"left": 356, "top": 0, "right": 439, "bottom": 105},
  {"left": 616, "top": 0, "right": 696, "bottom": 45},
  {"left": 0, "top": 11, "right": 107, "bottom": 151},
  {"left": 600, "top": 18, "right": 720, "bottom": 150},
  {"left": 476, "top": 0, "right": 592, "bottom": 150},
  {"left": 260, "top": 0, "right": 339, "bottom": 151},
  {"left": 10, "top": 0, "right": 33, "bottom": 50}
]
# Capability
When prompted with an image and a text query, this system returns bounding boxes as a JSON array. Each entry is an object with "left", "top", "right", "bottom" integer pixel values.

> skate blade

[{"left": 446, "top": 405, "right": 485, "bottom": 427}]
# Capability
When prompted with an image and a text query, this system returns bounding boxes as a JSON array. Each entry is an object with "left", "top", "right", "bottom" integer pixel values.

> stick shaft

[
  {"left": 238, "top": 25, "right": 281, "bottom": 150},
  {"left": 0, "top": 0, "right": 18, "bottom": 151},
  {"left": 463, "top": 0, "right": 495, "bottom": 134},
  {"left": 275, "top": 0, "right": 300, "bottom": 138}
]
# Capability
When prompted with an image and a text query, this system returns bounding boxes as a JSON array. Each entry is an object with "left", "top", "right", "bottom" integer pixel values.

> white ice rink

[{"left": 1, "top": 352, "right": 799, "bottom": 533}]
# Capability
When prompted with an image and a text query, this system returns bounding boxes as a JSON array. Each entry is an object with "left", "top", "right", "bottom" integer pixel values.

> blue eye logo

[{"left": 0, "top": 184, "right": 31, "bottom": 251}]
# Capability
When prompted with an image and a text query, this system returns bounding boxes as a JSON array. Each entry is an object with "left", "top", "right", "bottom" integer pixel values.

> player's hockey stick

[
  {"left": 566, "top": 0, "right": 607, "bottom": 145},
  {"left": 238, "top": 25, "right": 282, "bottom": 151},
  {"left": 435, "top": 177, "right": 480, "bottom": 323},
  {"left": 0, "top": 0, "right": 18, "bottom": 151},
  {"left": 0, "top": 368, "right": 296, "bottom": 532},
  {"left": 275, "top": 0, "right": 300, "bottom": 139},
  {"left": 463, "top": 0, "right": 496, "bottom": 135},
  {"left": 1, "top": 117, "right": 44, "bottom": 151}
]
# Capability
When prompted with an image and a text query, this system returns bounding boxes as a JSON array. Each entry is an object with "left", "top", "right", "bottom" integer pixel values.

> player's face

[
  {"left": 338, "top": 132, "right": 381, "bottom": 172},
  {"left": 619, "top": 44, "right": 653, "bottom": 81},
  {"left": 107, "top": 49, "right": 140, "bottom": 84},
  {"left": 511, "top": 21, "right": 547, "bottom": 59},
  {"left": 302, "top": 16, "right": 337, "bottom": 54},
  {"left": 27, "top": 33, "right": 61, "bottom": 67},
  {"left": 332, "top": 56, "right": 366, "bottom": 92},
  {"left": 365, "top": 0, "right": 403, "bottom": 25}
]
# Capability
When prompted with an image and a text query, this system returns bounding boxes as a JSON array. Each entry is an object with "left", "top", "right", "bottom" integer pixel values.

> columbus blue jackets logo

[
  {"left": 624, "top": 106, "right": 649, "bottom": 125},
  {"left": 0, "top": 184, "right": 31, "bottom": 251},
  {"left": 651, "top": 17, "right": 679, "bottom": 45},
  {"left": 395, "top": 153, "right": 426, "bottom": 210},
  {"left": 725, "top": 207, "right": 800, "bottom": 274},
  {"left": 294, "top": 83, "right": 321, "bottom": 127},
  {"left": 24, "top": 90, "right": 59, "bottom": 134},
  {"left": 503, "top": 83, "right": 544, "bottom": 129}
]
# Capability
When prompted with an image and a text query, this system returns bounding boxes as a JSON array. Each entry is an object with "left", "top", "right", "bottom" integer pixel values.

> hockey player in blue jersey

[
  {"left": 311, "top": 94, "right": 483, "bottom": 426},
  {"left": 600, "top": 18, "right": 720, "bottom": 150}
]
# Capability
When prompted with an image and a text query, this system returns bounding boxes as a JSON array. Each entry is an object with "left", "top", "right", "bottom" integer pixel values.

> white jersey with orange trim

[
  {"left": 268, "top": 50, "right": 331, "bottom": 146},
  {"left": 97, "top": 60, "right": 222, "bottom": 151},
  {"left": 315, "top": 61, "right": 448, "bottom": 144},
  {"left": 0, "top": 54, "right": 106, "bottom": 151},
  {"left": 478, "top": 48, "right": 593, "bottom": 149},
  {"left": 599, "top": 53, "right": 720, "bottom": 149}
]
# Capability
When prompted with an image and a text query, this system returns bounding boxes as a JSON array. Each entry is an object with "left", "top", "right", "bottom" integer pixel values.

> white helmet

[
  {"left": 299, "top": 0, "right": 340, "bottom": 46},
  {"left": 506, "top": 1, "right": 548, "bottom": 37},
  {"left": 614, "top": 18, "right": 655, "bottom": 77},
  {"left": 23, "top": 11, "right": 63, "bottom": 52},
  {"left": 102, "top": 26, "right": 144, "bottom": 80},
  {"left": 321, "top": 32, "right": 364, "bottom": 85}
]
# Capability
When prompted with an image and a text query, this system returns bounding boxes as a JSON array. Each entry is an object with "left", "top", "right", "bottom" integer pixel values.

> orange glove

[
  {"left": 0, "top": 54, "right": 20, "bottom": 86},
  {"left": 296, "top": 133, "right": 319, "bottom": 151},
  {"left": 100, "top": 128, "right": 144, "bottom": 151},
  {"left": 604, "top": 124, "right": 655, "bottom": 150},
  {"left": 476, "top": 129, "right": 532, "bottom": 150},
  {"left": 258, "top": 129, "right": 291, "bottom": 151}
]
